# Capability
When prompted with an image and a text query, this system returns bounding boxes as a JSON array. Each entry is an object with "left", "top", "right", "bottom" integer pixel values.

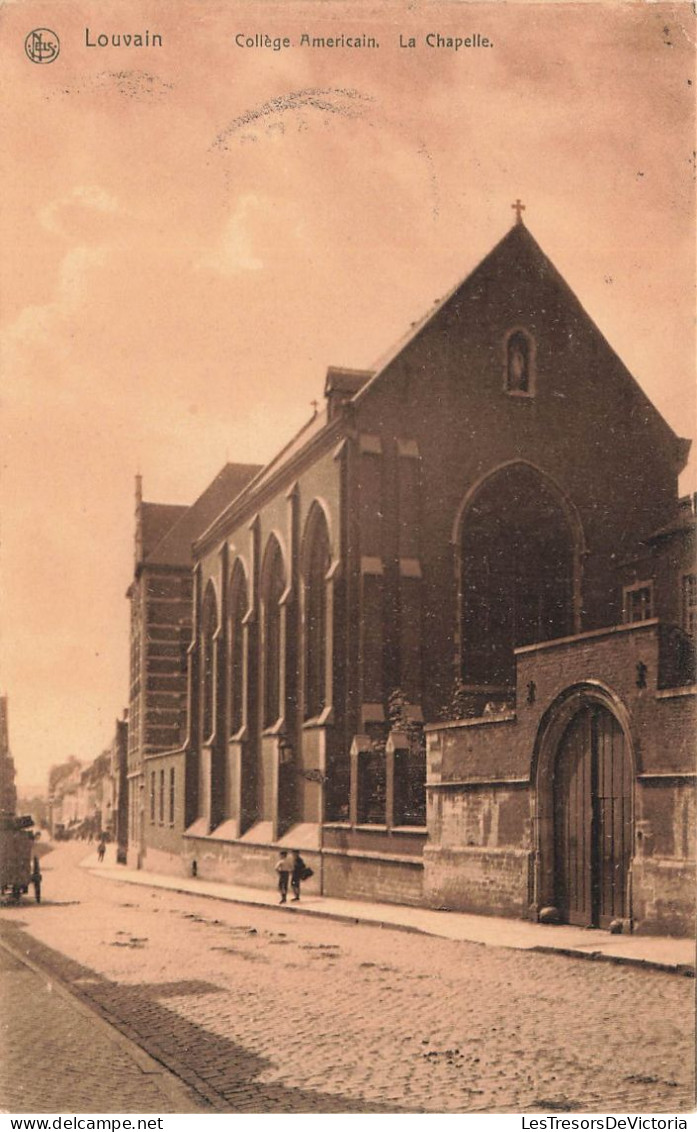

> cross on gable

[
  {"left": 310, "top": 399, "right": 319, "bottom": 415},
  {"left": 512, "top": 198, "right": 526, "bottom": 224}
]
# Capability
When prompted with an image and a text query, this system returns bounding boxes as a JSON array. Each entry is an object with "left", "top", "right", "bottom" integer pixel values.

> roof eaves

[{"left": 193, "top": 413, "right": 341, "bottom": 555}]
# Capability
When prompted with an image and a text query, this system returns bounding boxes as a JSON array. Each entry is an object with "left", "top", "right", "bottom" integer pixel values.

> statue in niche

[{"left": 507, "top": 331, "right": 530, "bottom": 392}]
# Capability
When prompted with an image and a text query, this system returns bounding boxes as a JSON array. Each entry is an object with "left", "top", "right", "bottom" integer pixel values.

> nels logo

[{"left": 25, "top": 28, "right": 60, "bottom": 64}]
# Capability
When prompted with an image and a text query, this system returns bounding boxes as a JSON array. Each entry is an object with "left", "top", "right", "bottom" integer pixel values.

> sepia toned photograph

[{"left": 1, "top": 0, "right": 695, "bottom": 1119}]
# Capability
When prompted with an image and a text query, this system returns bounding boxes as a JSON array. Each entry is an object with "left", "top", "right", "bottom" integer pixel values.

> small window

[
  {"left": 682, "top": 574, "right": 697, "bottom": 638},
  {"left": 623, "top": 581, "right": 654, "bottom": 624},
  {"left": 504, "top": 329, "right": 535, "bottom": 395}
]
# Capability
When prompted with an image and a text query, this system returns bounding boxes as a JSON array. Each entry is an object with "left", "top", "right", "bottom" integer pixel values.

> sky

[{"left": 1, "top": 0, "right": 694, "bottom": 791}]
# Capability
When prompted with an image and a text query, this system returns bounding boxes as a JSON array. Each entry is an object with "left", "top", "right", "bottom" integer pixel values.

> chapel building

[{"left": 129, "top": 220, "right": 696, "bottom": 935}]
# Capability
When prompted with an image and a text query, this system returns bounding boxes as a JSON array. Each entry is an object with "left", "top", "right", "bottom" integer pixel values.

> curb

[{"left": 529, "top": 944, "right": 696, "bottom": 977}]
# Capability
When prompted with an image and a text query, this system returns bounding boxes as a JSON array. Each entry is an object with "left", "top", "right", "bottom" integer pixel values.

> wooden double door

[{"left": 553, "top": 704, "right": 633, "bottom": 928}]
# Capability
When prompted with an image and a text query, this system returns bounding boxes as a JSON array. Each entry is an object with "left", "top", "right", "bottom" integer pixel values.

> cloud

[
  {"left": 197, "top": 195, "right": 266, "bottom": 275},
  {"left": 2, "top": 244, "right": 108, "bottom": 375},
  {"left": 38, "top": 185, "right": 121, "bottom": 239}
]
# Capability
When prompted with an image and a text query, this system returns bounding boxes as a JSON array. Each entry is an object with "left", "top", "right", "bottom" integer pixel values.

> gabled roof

[
  {"left": 195, "top": 222, "right": 691, "bottom": 551},
  {"left": 145, "top": 462, "right": 261, "bottom": 568},
  {"left": 353, "top": 221, "right": 690, "bottom": 468},
  {"left": 141, "top": 503, "right": 188, "bottom": 560}
]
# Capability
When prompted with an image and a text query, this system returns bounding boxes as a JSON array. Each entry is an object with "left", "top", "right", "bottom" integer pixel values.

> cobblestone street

[
  {"left": 1, "top": 843, "right": 694, "bottom": 1115},
  {"left": 0, "top": 946, "right": 204, "bottom": 1113}
]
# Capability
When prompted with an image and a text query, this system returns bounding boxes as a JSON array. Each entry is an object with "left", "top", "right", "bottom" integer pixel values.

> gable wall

[{"left": 351, "top": 240, "right": 680, "bottom": 721}]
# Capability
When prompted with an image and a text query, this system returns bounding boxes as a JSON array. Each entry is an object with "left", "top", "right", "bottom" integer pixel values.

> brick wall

[
  {"left": 424, "top": 624, "right": 696, "bottom": 934},
  {"left": 353, "top": 226, "right": 681, "bottom": 722},
  {"left": 427, "top": 623, "right": 694, "bottom": 788}
]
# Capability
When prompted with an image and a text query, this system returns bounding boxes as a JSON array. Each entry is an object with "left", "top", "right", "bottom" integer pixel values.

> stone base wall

[
  {"left": 141, "top": 845, "right": 191, "bottom": 878},
  {"left": 181, "top": 835, "right": 322, "bottom": 895},
  {"left": 423, "top": 845, "right": 532, "bottom": 918},
  {"left": 322, "top": 852, "right": 423, "bottom": 906},
  {"left": 143, "top": 833, "right": 424, "bottom": 906},
  {"left": 631, "top": 857, "right": 696, "bottom": 937}
]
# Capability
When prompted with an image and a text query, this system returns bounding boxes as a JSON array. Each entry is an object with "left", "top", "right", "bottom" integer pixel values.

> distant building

[
  {"left": 47, "top": 734, "right": 126, "bottom": 843},
  {"left": 0, "top": 697, "right": 17, "bottom": 816},
  {"left": 126, "top": 220, "right": 695, "bottom": 936},
  {"left": 47, "top": 757, "right": 82, "bottom": 836}
]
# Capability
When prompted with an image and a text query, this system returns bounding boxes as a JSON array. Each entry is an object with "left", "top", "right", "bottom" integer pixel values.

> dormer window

[{"left": 504, "top": 328, "right": 535, "bottom": 396}]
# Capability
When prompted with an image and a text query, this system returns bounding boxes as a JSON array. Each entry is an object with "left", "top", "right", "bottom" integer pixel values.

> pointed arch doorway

[{"left": 552, "top": 701, "right": 633, "bottom": 928}]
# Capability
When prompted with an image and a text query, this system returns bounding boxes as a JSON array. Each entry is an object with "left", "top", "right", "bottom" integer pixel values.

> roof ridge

[{"left": 144, "top": 461, "right": 263, "bottom": 566}]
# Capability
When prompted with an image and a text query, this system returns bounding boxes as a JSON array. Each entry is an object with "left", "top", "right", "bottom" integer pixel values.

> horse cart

[{"left": 0, "top": 814, "right": 41, "bottom": 903}]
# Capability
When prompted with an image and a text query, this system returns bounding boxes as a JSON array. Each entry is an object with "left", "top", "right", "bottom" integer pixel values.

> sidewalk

[{"left": 83, "top": 851, "right": 695, "bottom": 976}]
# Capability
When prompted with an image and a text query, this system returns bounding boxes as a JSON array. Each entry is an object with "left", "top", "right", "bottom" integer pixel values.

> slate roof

[
  {"left": 144, "top": 462, "right": 262, "bottom": 568},
  {"left": 140, "top": 503, "right": 188, "bottom": 560},
  {"left": 196, "top": 222, "right": 691, "bottom": 551}
]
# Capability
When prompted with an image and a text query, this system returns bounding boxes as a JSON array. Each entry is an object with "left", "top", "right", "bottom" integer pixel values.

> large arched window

[
  {"left": 228, "top": 561, "right": 248, "bottom": 736},
  {"left": 262, "top": 537, "right": 285, "bottom": 730},
  {"left": 459, "top": 464, "right": 577, "bottom": 687},
  {"left": 303, "top": 507, "right": 331, "bottom": 721},
  {"left": 200, "top": 582, "right": 218, "bottom": 742}
]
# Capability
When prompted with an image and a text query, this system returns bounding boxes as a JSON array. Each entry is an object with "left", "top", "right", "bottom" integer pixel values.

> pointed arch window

[
  {"left": 201, "top": 583, "right": 218, "bottom": 743},
  {"left": 262, "top": 538, "right": 285, "bottom": 730},
  {"left": 303, "top": 509, "right": 331, "bottom": 721},
  {"left": 229, "top": 562, "right": 248, "bottom": 736},
  {"left": 459, "top": 464, "right": 575, "bottom": 687}
]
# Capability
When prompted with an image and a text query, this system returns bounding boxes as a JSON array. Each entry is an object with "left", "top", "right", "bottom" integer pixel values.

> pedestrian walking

[
  {"left": 291, "top": 849, "right": 312, "bottom": 902},
  {"left": 275, "top": 849, "right": 292, "bottom": 903},
  {"left": 97, "top": 836, "right": 106, "bottom": 863}
]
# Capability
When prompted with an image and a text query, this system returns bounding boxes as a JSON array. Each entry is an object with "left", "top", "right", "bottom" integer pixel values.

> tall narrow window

[
  {"left": 159, "top": 768, "right": 165, "bottom": 823},
  {"left": 505, "top": 329, "right": 533, "bottom": 393},
  {"left": 682, "top": 574, "right": 696, "bottom": 638},
  {"left": 149, "top": 771, "right": 155, "bottom": 822},
  {"left": 229, "top": 562, "right": 248, "bottom": 735},
  {"left": 359, "top": 444, "right": 383, "bottom": 557},
  {"left": 303, "top": 508, "right": 331, "bottom": 720},
  {"left": 398, "top": 444, "right": 422, "bottom": 703},
  {"left": 262, "top": 537, "right": 285, "bottom": 730},
  {"left": 169, "top": 767, "right": 175, "bottom": 824},
  {"left": 201, "top": 583, "right": 218, "bottom": 742}
]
